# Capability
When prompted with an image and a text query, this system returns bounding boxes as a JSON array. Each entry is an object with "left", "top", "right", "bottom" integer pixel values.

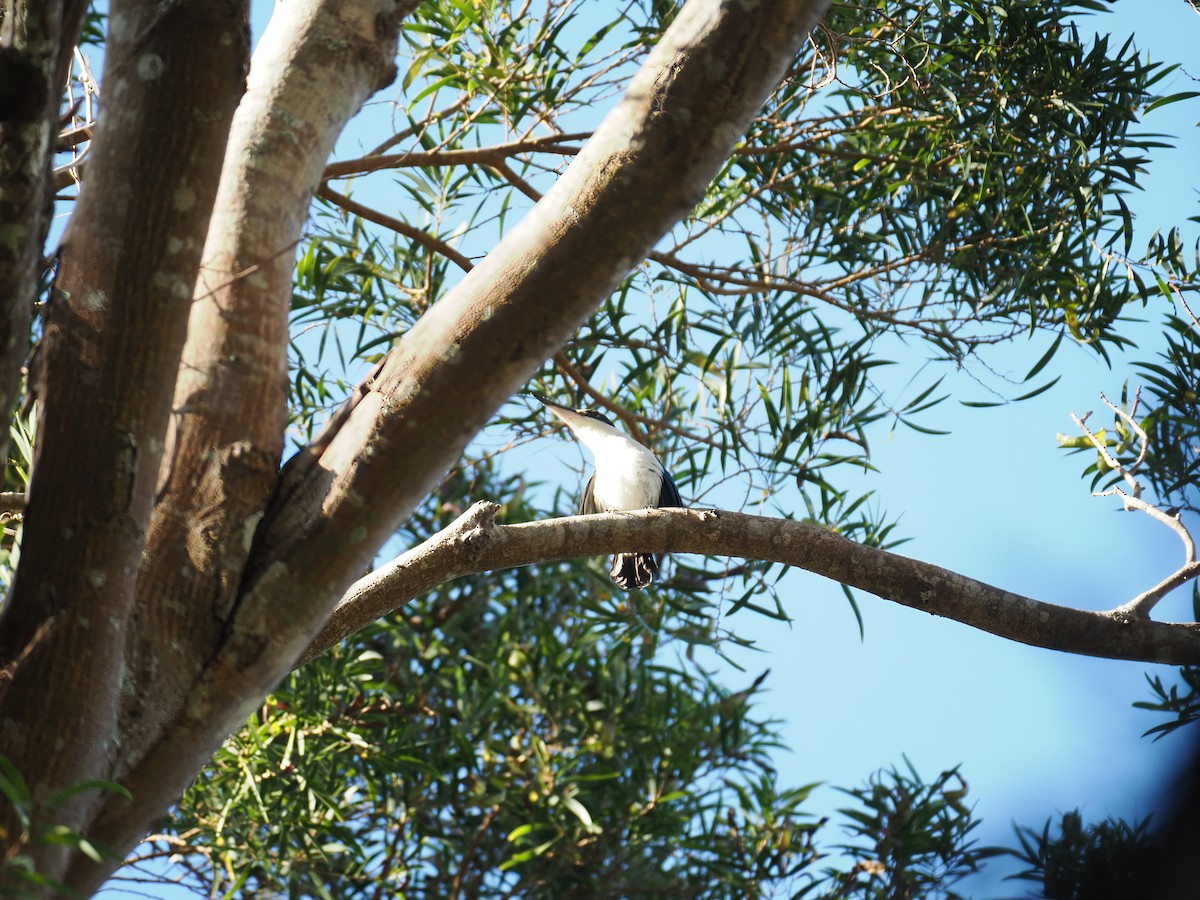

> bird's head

[{"left": 532, "top": 392, "right": 623, "bottom": 441}]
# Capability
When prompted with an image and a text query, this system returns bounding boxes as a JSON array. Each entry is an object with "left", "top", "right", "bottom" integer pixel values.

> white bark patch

[
  {"left": 709, "top": 121, "right": 741, "bottom": 153},
  {"left": 136, "top": 53, "right": 166, "bottom": 81},
  {"left": 324, "top": 392, "right": 384, "bottom": 474},
  {"left": 87, "top": 570, "right": 107, "bottom": 589},
  {"left": 242, "top": 510, "right": 265, "bottom": 553},
  {"left": 166, "top": 236, "right": 186, "bottom": 255},
  {"left": 173, "top": 187, "right": 197, "bottom": 211},
  {"left": 81, "top": 289, "right": 109, "bottom": 312}
]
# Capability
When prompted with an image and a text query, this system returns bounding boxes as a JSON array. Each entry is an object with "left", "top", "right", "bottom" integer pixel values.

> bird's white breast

[{"left": 584, "top": 432, "right": 664, "bottom": 511}]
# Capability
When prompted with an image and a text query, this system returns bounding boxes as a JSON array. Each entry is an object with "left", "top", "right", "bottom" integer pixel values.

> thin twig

[
  {"left": 317, "top": 185, "right": 474, "bottom": 273},
  {"left": 323, "top": 133, "right": 587, "bottom": 180}
]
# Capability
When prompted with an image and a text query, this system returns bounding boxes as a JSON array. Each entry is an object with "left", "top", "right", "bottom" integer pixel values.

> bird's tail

[{"left": 611, "top": 553, "right": 659, "bottom": 591}]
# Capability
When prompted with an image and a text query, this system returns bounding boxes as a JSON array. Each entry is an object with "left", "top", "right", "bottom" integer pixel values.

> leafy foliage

[
  {"left": 1000, "top": 809, "right": 1156, "bottom": 900},
  {"left": 821, "top": 761, "right": 994, "bottom": 900}
]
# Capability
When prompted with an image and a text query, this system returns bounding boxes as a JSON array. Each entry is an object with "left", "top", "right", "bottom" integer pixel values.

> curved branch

[
  {"left": 1072, "top": 395, "right": 1198, "bottom": 620},
  {"left": 301, "top": 502, "right": 1200, "bottom": 668}
]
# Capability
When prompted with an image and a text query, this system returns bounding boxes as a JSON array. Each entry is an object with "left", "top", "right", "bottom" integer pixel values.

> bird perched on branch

[{"left": 533, "top": 392, "right": 683, "bottom": 590}]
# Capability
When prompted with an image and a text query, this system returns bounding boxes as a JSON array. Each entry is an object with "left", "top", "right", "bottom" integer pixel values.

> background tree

[{"left": 0, "top": 0, "right": 1197, "bottom": 896}]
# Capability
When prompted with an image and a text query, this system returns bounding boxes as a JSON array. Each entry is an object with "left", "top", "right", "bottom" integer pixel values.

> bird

[{"left": 533, "top": 392, "right": 683, "bottom": 590}]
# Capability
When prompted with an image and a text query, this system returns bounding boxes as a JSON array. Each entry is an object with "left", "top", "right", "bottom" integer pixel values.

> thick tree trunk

[
  {"left": 0, "top": 0, "right": 87, "bottom": 477},
  {"left": 0, "top": 0, "right": 250, "bottom": 881}
]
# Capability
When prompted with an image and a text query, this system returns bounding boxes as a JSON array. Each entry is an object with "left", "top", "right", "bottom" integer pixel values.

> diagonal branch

[
  {"left": 301, "top": 502, "right": 1200, "bottom": 668},
  {"left": 317, "top": 184, "right": 474, "bottom": 273},
  {"left": 245, "top": 0, "right": 834, "bottom": 657}
]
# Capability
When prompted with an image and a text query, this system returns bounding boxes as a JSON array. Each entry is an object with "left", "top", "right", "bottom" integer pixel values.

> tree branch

[
  {"left": 248, "top": 0, "right": 833, "bottom": 657},
  {"left": 317, "top": 184, "right": 474, "bottom": 273},
  {"left": 301, "top": 502, "right": 1200, "bottom": 668},
  {"left": 322, "top": 132, "right": 587, "bottom": 179},
  {"left": 1072, "top": 393, "right": 1198, "bottom": 620}
]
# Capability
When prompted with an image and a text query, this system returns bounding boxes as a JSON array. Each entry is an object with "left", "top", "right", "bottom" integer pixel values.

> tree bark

[
  {"left": 0, "top": 0, "right": 249, "bottom": 880},
  {"left": 303, "top": 503, "right": 1200, "bottom": 668},
  {"left": 0, "top": 0, "right": 87, "bottom": 471}
]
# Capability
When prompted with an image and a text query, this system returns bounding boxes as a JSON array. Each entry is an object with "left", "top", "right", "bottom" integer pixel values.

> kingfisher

[{"left": 533, "top": 393, "right": 683, "bottom": 590}]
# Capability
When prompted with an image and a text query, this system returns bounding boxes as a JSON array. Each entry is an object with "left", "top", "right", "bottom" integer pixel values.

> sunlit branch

[
  {"left": 317, "top": 184, "right": 474, "bottom": 273},
  {"left": 300, "top": 502, "right": 1200, "bottom": 667},
  {"left": 1073, "top": 393, "right": 1198, "bottom": 619}
]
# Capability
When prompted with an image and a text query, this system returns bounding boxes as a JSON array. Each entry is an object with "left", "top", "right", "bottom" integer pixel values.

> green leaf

[{"left": 1143, "top": 91, "right": 1200, "bottom": 114}]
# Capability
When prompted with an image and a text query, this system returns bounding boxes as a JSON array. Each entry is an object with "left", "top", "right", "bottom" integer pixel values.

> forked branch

[{"left": 1072, "top": 390, "right": 1198, "bottom": 619}]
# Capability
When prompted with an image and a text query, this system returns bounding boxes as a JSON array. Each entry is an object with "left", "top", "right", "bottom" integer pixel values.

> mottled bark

[
  {"left": 0, "top": 0, "right": 249, "bottom": 883},
  {"left": 128, "top": 0, "right": 411, "bottom": 773},
  {"left": 0, "top": 0, "right": 87, "bottom": 471}
]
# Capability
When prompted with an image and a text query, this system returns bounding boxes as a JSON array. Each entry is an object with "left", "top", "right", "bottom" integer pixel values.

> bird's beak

[{"left": 532, "top": 392, "right": 581, "bottom": 427}]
